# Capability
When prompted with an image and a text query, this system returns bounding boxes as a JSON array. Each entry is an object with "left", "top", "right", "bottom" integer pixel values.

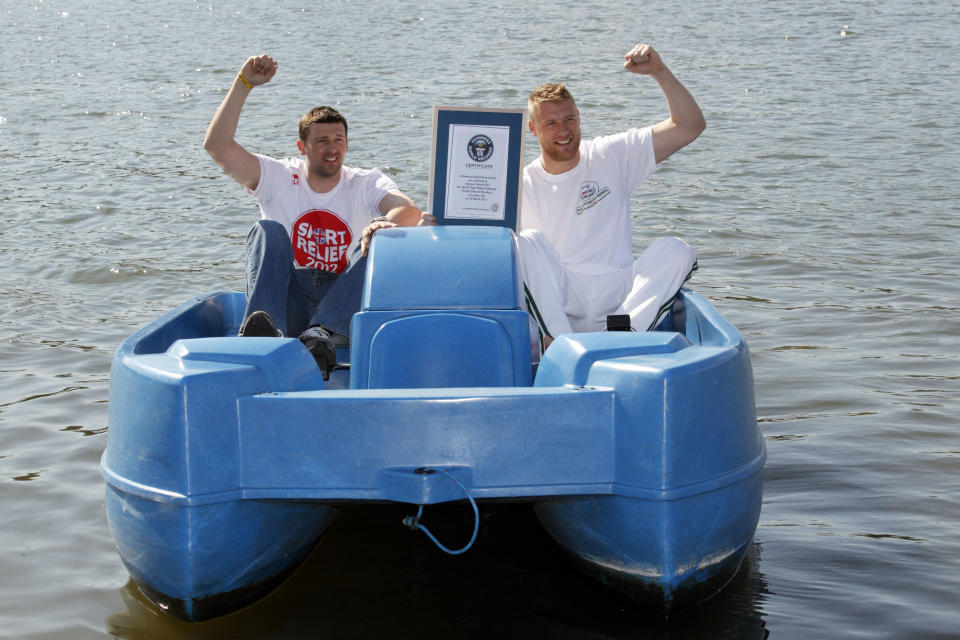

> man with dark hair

[
  {"left": 204, "top": 54, "right": 432, "bottom": 373},
  {"left": 299, "top": 106, "right": 349, "bottom": 140},
  {"left": 517, "top": 43, "right": 705, "bottom": 350}
]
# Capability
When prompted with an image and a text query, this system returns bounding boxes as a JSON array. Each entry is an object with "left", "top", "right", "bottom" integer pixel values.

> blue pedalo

[{"left": 102, "top": 226, "right": 765, "bottom": 621}]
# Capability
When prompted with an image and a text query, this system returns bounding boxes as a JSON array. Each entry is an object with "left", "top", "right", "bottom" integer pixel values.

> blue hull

[{"left": 102, "top": 226, "right": 764, "bottom": 620}]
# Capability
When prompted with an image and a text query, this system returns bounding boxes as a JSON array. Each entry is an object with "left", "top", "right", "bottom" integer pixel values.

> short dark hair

[{"left": 299, "top": 106, "right": 348, "bottom": 141}]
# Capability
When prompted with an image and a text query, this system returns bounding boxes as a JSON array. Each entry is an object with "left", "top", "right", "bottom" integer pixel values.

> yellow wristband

[{"left": 237, "top": 73, "right": 254, "bottom": 89}]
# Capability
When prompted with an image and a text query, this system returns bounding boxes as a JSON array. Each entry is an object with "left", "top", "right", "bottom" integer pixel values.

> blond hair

[{"left": 527, "top": 83, "right": 576, "bottom": 115}]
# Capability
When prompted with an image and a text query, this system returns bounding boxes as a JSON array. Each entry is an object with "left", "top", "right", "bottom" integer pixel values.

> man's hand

[
  {"left": 623, "top": 43, "right": 665, "bottom": 76},
  {"left": 360, "top": 219, "right": 398, "bottom": 256},
  {"left": 360, "top": 208, "right": 436, "bottom": 256},
  {"left": 240, "top": 54, "right": 278, "bottom": 87}
]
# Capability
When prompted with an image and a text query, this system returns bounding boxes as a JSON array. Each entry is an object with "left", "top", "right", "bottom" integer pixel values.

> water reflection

[{"left": 107, "top": 503, "right": 769, "bottom": 639}]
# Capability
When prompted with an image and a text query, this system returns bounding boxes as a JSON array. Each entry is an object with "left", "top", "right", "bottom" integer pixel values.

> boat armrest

[{"left": 535, "top": 331, "right": 691, "bottom": 387}]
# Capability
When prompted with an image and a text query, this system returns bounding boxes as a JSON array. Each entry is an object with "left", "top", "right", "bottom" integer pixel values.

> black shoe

[
  {"left": 239, "top": 310, "right": 282, "bottom": 337},
  {"left": 299, "top": 325, "right": 337, "bottom": 379},
  {"left": 606, "top": 314, "right": 633, "bottom": 332}
]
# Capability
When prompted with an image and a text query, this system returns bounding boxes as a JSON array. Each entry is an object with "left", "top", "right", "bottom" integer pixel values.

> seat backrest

[
  {"left": 349, "top": 227, "right": 532, "bottom": 389},
  {"left": 353, "top": 311, "right": 531, "bottom": 389}
]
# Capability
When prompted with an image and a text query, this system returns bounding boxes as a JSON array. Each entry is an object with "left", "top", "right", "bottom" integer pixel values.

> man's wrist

[
  {"left": 237, "top": 73, "right": 254, "bottom": 89},
  {"left": 648, "top": 65, "right": 674, "bottom": 83}
]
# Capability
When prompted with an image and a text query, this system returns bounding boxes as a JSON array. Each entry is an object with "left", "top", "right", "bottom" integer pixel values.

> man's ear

[{"left": 296, "top": 139, "right": 306, "bottom": 156}]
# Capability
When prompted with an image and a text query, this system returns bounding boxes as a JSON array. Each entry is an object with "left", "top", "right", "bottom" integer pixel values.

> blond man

[{"left": 516, "top": 44, "right": 706, "bottom": 349}]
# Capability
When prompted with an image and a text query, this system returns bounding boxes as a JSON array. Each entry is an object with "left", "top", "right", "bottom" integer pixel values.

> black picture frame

[{"left": 428, "top": 106, "right": 527, "bottom": 230}]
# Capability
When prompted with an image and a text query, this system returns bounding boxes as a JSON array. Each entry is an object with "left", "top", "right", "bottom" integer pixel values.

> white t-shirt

[
  {"left": 251, "top": 155, "right": 398, "bottom": 273},
  {"left": 519, "top": 126, "right": 658, "bottom": 273}
]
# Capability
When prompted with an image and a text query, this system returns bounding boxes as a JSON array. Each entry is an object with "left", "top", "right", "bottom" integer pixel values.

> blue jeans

[{"left": 244, "top": 220, "right": 365, "bottom": 339}]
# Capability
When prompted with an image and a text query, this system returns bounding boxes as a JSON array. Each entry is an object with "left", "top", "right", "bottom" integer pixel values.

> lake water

[{"left": 2, "top": 0, "right": 958, "bottom": 637}]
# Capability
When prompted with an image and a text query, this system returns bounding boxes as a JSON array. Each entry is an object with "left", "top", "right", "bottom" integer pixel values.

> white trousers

[{"left": 515, "top": 230, "right": 697, "bottom": 344}]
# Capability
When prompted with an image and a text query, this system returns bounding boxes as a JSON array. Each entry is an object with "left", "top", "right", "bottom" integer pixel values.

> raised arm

[
  {"left": 624, "top": 44, "right": 706, "bottom": 164},
  {"left": 203, "top": 55, "right": 278, "bottom": 190}
]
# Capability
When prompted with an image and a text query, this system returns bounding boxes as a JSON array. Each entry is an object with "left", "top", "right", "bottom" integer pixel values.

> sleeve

[
  {"left": 594, "top": 126, "right": 658, "bottom": 192},
  {"left": 364, "top": 169, "right": 401, "bottom": 217},
  {"left": 249, "top": 155, "right": 295, "bottom": 208}
]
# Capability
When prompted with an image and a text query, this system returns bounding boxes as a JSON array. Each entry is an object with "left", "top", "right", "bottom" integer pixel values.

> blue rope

[{"left": 402, "top": 468, "right": 479, "bottom": 555}]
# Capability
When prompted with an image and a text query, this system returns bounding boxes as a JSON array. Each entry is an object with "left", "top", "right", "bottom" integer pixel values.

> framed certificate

[{"left": 428, "top": 106, "right": 527, "bottom": 230}]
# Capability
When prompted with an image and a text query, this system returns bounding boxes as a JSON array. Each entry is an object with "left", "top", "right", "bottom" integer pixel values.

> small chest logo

[
  {"left": 577, "top": 180, "right": 610, "bottom": 215},
  {"left": 292, "top": 173, "right": 300, "bottom": 185},
  {"left": 467, "top": 134, "right": 494, "bottom": 162}
]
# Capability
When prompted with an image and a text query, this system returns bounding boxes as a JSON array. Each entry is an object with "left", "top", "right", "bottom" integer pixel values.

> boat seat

[{"left": 350, "top": 227, "right": 532, "bottom": 389}]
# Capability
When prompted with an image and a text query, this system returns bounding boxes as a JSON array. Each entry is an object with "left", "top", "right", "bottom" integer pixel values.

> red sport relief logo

[{"left": 292, "top": 209, "right": 352, "bottom": 272}]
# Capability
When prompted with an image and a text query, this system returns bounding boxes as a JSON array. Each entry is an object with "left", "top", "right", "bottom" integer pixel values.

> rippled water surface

[{"left": 2, "top": 1, "right": 958, "bottom": 638}]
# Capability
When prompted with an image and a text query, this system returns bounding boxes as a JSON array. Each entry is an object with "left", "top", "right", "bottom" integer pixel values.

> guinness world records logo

[{"left": 467, "top": 134, "right": 494, "bottom": 162}]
